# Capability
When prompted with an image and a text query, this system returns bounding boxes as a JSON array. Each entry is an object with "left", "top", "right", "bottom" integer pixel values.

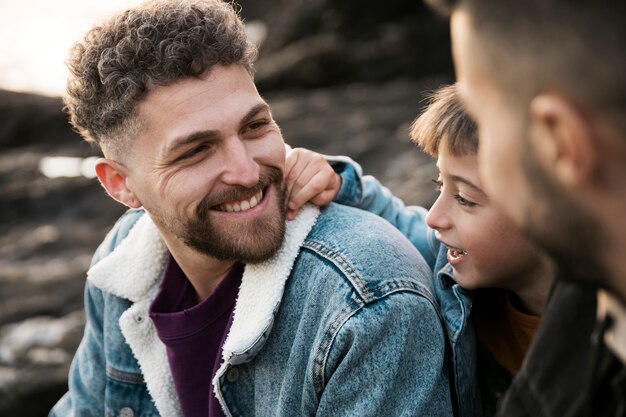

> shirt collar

[{"left": 597, "top": 289, "right": 626, "bottom": 366}]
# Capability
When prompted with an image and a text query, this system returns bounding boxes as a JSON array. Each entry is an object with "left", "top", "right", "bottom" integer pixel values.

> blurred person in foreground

[
  {"left": 48, "top": 1, "right": 453, "bottom": 416},
  {"left": 425, "top": 0, "right": 626, "bottom": 416}
]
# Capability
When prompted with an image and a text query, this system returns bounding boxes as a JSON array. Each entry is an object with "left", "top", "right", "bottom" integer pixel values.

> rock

[{"left": 236, "top": 0, "right": 453, "bottom": 91}]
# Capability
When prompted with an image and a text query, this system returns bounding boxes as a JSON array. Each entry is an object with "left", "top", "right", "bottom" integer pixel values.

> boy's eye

[
  {"left": 431, "top": 179, "right": 443, "bottom": 192},
  {"left": 454, "top": 194, "right": 477, "bottom": 207}
]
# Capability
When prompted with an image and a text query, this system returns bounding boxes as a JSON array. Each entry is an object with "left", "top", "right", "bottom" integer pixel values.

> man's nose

[{"left": 221, "top": 138, "right": 260, "bottom": 187}]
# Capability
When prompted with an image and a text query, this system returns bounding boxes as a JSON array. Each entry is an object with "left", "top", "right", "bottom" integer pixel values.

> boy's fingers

[
  {"left": 289, "top": 171, "right": 337, "bottom": 210},
  {"left": 286, "top": 208, "right": 297, "bottom": 221},
  {"left": 310, "top": 173, "right": 342, "bottom": 205}
]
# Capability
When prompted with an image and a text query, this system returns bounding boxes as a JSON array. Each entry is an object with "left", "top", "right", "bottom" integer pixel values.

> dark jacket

[{"left": 496, "top": 280, "right": 626, "bottom": 417}]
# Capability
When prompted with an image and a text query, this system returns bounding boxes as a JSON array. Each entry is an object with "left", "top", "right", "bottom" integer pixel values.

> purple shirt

[{"left": 149, "top": 257, "right": 243, "bottom": 417}]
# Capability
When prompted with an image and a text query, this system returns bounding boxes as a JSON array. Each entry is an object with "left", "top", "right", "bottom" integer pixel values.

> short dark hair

[
  {"left": 64, "top": 0, "right": 257, "bottom": 155},
  {"left": 410, "top": 83, "right": 477, "bottom": 157},
  {"left": 426, "top": 0, "right": 626, "bottom": 136}
]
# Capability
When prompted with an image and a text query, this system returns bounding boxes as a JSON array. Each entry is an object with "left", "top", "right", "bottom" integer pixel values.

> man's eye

[
  {"left": 179, "top": 144, "right": 211, "bottom": 161},
  {"left": 250, "top": 121, "right": 268, "bottom": 129},
  {"left": 245, "top": 119, "right": 270, "bottom": 134}
]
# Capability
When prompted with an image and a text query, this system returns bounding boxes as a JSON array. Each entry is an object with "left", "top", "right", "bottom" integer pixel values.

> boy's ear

[
  {"left": 94, "top": 158, "right": 142, "bottom": 209},
  {"left": 529, "top": 94, "right": 597, "bottom": 188}
]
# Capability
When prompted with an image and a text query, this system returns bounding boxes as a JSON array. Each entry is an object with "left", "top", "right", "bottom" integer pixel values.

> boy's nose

[{"left": 425, "top": 194, "right": 452, "bottom": 231}]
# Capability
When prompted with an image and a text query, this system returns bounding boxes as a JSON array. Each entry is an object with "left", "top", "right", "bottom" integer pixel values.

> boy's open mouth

[{"left": 446, "top": 245, "right": 468, "bottom": 263}]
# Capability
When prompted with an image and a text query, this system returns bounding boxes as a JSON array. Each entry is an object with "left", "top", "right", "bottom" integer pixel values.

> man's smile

[{"left": 214, "top": 189, "right": 264, "bottom": 212}]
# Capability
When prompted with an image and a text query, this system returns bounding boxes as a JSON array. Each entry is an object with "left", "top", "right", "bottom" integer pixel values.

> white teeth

[
  {"left": 217, "top": 189, "right": 264, "bottom": 212},
  {"left": 449, "top": 247, "right": 467, "bottom": 257}
]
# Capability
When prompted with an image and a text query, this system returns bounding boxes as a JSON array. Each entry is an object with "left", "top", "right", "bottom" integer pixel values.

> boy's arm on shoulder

[
  {"left": 315, "top": 291, "right": 452, "bottom": 417},
  {"left": 330, "top": 156, "right": 440, "bottom": 269}
]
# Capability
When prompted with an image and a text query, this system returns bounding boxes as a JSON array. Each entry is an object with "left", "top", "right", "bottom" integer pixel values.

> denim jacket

[
  {"left": 331, "top": 156, "right": 477, "bottom": 417},
  {"left": 50, "top": 203, "right": 452, "bottom": 417}
]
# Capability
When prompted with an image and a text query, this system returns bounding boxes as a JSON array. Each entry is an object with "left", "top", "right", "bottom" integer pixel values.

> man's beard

[
  {"left": 181, "top": 167, "right": 287, "bottom": 263},
  {"left": 519, "top": 142, "right": 609, "bottom": 290}
]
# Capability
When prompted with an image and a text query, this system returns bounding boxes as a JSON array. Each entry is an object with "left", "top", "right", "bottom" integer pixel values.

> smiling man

[
  {"left": 48, "top": 1, "right": 452, "bottom": 416},
  {"left": 426, "top": 0, "right": 626, "bottom": 416}
]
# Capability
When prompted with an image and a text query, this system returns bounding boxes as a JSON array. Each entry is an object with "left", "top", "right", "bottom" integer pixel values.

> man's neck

[
  {"left": 160, "top": 234, "right": 237, "bottom": 302},
  {"left": 176, "top": 253, "right": 236, "bottom": 302},
  {"left": 152, "top": 220, "right": 241, "bottom": 301},
  {"left": 514, "top": 258, "right": 555, "bottom": 316}
]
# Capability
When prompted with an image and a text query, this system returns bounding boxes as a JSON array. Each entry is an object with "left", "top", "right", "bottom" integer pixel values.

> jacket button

[
  {"left": 227, "top": 367, "right": 239, "bottom": 382},
  {"left": 119, "top": 407, "right": 134, "bottom": 417}
]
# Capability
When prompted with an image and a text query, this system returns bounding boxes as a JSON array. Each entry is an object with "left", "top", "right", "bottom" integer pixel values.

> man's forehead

[{"left": 136, "top": 66, "right": 264, "bottom": 133}]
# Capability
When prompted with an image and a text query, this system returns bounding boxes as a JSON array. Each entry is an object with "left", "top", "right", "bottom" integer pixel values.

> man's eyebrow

[
  {"left": 166, "top": 129, "right": 219, "bottom": 156},
  {"left": 449, "top": 174, "right": 486, "bottom": 196}
]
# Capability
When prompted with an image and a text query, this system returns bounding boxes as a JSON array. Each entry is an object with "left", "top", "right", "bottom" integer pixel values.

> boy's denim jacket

[
  {"left": 50, "top": 203, "right": 453, "bottom": 417},
  {"left": 331, "top": 156, "right": 477, "bottom": 417}
]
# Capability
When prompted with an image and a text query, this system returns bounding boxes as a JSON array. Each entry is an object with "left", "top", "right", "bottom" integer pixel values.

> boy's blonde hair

[{"left": 409, "top": 83, "right": 478, "bottom": 157}]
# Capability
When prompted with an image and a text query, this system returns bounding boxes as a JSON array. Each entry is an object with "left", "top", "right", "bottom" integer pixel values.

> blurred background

[{"left": 0, "top": 0, "right": 453, "bottom": 415}]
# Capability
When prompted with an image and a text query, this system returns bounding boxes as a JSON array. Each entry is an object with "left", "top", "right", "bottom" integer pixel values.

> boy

[{"left": 286, "top": 84, "right": 554, "bottom": 417}]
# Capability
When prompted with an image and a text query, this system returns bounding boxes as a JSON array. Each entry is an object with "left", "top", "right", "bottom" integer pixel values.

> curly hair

[{"left": 64, "top": 0, "right": 258, "bottom": 155}]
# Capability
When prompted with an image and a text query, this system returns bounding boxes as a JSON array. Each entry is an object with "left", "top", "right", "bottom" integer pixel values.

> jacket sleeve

[
  {"left": 315, "top": 291, "right": 453, "bottom": 417},
  {"left": 48, "top": 209, "right": 144, "bottom": 417},
  {"left": 49, "top": 282, "right": 107, "bottom": 417},
  {"left": 329, "top": 156, "right": 440, "bottom": 270}
]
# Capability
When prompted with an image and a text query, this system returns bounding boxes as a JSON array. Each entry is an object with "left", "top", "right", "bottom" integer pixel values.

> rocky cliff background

[{"left": 0, "top": 1, "right": 452, "bottom": 415}]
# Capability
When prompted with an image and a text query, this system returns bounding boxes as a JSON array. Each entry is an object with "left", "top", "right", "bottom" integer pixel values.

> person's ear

[
  {"left": 529, "top": 94, "right": 597, "bottom": 188},
  {"left": 94, "top": 158, "right": 142, "bottom": 208}
]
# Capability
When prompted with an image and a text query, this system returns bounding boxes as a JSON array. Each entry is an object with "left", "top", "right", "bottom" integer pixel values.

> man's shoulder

[
  {"left": 310, "top": 202, "right": 424, "bottom": 249},
  {"left": 300, "top": 203, "right": 435, "bottom": 300}
]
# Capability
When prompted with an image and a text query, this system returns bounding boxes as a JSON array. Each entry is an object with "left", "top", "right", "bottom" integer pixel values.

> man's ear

[
  {"left": 94, "top": 158, "right": 142, "bottom": 209},
  {"left": 529, "top": 94, "right": 597, "bottom": 188}
]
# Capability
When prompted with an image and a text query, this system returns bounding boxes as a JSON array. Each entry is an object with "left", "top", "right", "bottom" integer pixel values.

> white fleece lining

[
  {"left": 212, "top": 205, "right": 320, "bottom": 415},
  {"left": 88, "top": 213, "right": 181, "bottom": 416},
  {"left": 88, "top": 213, "right": 170, "bottom": 303},
  {"left": 219, "top": 204, "right": 320, "bottom": 362},
  {"left": 119, "top": 293, "right": 182, "bottom": 417},
  {"left": 86, "top": 205, "right": 320, "bottom": 417}
]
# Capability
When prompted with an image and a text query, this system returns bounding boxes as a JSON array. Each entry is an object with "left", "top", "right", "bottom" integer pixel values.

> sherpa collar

[
  {"left": 87, "top": 213, "right": 170, "bottom": 301},
  {"left": 86, "top": 205, "right": 320, "bottom": 417},
  {"left": 87, "top": 205, "right": 319, "bottom": 305}
]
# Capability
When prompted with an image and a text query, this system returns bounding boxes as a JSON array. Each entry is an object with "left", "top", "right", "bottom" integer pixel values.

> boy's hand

[{"left": 284, "top": 146, "right": 342, "bottom": 220}]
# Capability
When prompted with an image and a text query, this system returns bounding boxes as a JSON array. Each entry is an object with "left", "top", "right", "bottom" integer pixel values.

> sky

[{"left": 0, "top": 0, "right": 143, "bottom": 97}]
